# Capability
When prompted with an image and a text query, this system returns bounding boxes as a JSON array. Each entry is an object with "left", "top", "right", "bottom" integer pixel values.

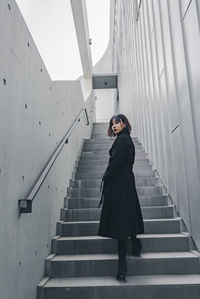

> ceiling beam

[{"left": 70, "top": 0, "right": 93, "bottom": 78}]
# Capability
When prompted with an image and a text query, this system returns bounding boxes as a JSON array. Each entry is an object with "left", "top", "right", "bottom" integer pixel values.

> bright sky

[
  {"left": 15, "top": 0, "right": 110, "bottom": 80},
  {"left": 86, "top": 0, "right": 110, "bottom": 65}
]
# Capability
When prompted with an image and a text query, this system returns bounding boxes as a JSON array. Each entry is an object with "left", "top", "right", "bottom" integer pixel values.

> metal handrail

[{"left": 18, "top": 108, "right": 89, "bottom": 214}]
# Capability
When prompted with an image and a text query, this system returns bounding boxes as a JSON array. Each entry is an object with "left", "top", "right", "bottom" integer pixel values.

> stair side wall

[{"left": 0, "top": 1, "right": 94, "bottom": 299}]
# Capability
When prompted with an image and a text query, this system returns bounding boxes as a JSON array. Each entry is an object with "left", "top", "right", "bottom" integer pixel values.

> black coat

[{"left": 98, "top": 128, "right": 144, "bottom": 240}]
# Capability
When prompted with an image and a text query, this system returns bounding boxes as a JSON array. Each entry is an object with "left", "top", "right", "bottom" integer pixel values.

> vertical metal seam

[{"left": 178, "top": 0, "right": 200, "bottom": 234}]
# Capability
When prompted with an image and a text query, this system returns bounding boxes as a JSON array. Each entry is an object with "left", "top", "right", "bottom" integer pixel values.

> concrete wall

[
  {"left": 0, "top": 1, "right": 95, "bottom": 298},
  {"left": 114, "top": 0, "right": 200, "bottom": 249}
]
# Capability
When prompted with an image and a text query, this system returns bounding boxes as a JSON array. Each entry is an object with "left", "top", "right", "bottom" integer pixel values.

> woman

[{"left": 98, "top": 114, "right": 144, "bottom": 282}]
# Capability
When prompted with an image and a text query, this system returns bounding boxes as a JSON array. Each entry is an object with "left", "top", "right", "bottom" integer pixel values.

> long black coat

[{"left": 98, "top": 128, "right": 144, "bottom": 240}]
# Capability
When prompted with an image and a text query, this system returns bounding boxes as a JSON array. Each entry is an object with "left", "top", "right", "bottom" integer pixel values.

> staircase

[{"left": 37, "top": 122, "right": 200, "bottom": 299}]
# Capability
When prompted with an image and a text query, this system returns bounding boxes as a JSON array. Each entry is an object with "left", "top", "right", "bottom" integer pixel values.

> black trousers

[
  {"left": 117, "top": 239, "right": 127, "bottom": 271},
  {"left": 117, "top": 235, "right": 138, "bottom": 271}
]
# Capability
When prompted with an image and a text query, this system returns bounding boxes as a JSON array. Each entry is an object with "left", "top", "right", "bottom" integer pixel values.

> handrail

[{"left": 18, "top": 108, "right": 89, "bottom": 214}]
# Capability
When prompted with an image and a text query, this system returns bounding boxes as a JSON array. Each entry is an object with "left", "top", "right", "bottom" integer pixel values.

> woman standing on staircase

[{"left": 98, "top": 114, "right": 144, "bottom": 282}]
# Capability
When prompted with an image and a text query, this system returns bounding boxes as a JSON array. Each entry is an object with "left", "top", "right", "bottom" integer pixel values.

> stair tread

[
  {"left": 38, "top": 125, "right": 198, "bottom": 296},
  {"left": 59, "top": 218, "right": 182, "bottom": 225},
  {"left": 71, "top": 186, "right": 162, "bottom": 190},
  {"left": 43, "top": 274, "right": 200, "bottom": 288},
  {"left": 72, "top": 178, "right": 157, "bottom": 181},
  {"left": 82, "top": 149, "right": 144, "bottom": 152},
  {"left": 67, "top": 195, "right": 168, "bottom": 199},
  {"left": 57, "top": 233, "right": 189, "bottom": 241},
  {"left": 51, "top": 252, "right": 198, "bottom": 261},
  {"left": 63, "top": 205, "right": 173, "bottom": 211}
]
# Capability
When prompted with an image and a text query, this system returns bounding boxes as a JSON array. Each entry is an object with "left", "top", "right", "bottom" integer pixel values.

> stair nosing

[
  {"left": 43, "top": 274, "right": 200, "bottom": 288},
  {"left": 59, "top": 218, "right": 182, "bottom": 225},
  {"left": 57, "top": 233, "right": 190, "bottom": 241},
  {"left": 50, "top": 251, "right": 198, "bottom": 262},
  {"left": 62, "top": 205, "right": 174, "bottom": 211}
]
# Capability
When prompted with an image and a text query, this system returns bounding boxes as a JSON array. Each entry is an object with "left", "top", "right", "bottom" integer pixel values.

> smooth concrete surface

[
  {"left": 66, "top": 196, "right": 170, "bottom": 209},
  {"left": 68, "top": 186, "right": 164, "bottom": 197},
  {"left": 0, "top": 1, "right": 95, "bottom": 299},
  {"left": 61, "top": 206, "right": 175, "bottom": 222},
  {"left": 53, "top": 234, "right": 190, "bottom": 255},
  {"left": 46, "top": 252, "right": 199, "bottom": 277},
  {"left": 110, "top": 0, "right": 200, "bottom": 251},
  {"left": 70, "top": 177, "right": 159, "bottom": 187},
  {"left": 42, "top": 274, "right": 200, "bottom": 287},
  {"left": 57, "top": 218, "right": 181, "bottom": 236},
  {"left": 39, "top": 275, "right": 200, "bottom": 299}
]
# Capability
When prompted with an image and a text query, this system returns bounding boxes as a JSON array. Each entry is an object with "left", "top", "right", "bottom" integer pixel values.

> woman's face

[{"left": 112, "top": 118, "right": 126, "bottom": 134}]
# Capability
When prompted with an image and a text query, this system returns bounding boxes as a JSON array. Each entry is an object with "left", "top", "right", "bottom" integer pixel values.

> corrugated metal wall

[{"left": 114, "top": 0, "right": 200, "bottom": 249}]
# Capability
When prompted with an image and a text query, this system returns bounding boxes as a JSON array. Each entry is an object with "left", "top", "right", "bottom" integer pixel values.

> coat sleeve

[{"left": 102, "top": 137, "right": 128, "bottom": 182}]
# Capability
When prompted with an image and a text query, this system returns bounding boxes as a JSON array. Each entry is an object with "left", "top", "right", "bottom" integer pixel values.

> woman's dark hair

[{"left": 107, "top": 114, "right": 132, "bottom": 137}]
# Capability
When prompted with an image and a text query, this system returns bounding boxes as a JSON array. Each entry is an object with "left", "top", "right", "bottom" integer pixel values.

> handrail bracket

[{"left": 19, "top": 199, "right": 32, "bottom": 213}]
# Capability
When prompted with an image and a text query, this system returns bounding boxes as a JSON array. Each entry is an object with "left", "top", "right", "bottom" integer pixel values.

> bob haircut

[{"left": 107, "top": 114, "right": 132, "bottom": 137}]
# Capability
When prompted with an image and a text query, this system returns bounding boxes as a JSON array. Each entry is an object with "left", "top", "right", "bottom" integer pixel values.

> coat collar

[{"left": 117, "top": 127, "right": 129, "bottom": 137}]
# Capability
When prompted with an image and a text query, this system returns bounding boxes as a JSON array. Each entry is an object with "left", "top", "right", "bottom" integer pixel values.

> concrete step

[
  {"left": 91, "top": 129, "right": 111, "bottom": 133},
  {"left": 82, "top": 148, "right": 145, "bottom": 154},
  {"left": 51, "top": 234, "right": 190, "bottom": 255},
  {"left": 84, "top": 139, "right": 142, "bottom": 149},
  {"left": 84, "top": 137, "right": 139, "bottom": 143},
  {"left": 90, "top": 133, "right": 115, "bottom": 138},
  {"left": 94, "top": 122, "right": 108, "bottom": 125},
  {"left": 45, "top": 252, "right": 200, "bottom": 278},
  {"left": 83, "top": 139, "right": 141, "bottom": 144},
  {"left": 92, "top": 127, "right": 109, "bottom": 130},
  {"left": 86, "top": 139, "right": 139, "bottom": 145},
  {"left": 91, "top": 129, "right": 110, "bottom": 133},
  {"left": 94, "top": 122, "right": 108, "bottom": 124},
  {"left": 79, "top": 154, "right": 148, "bottom": 162},
  {"left": 37, "top": 125, "right": 198, "bottom": 299},
  {"left": 60, "top": 206, "right": 174, "bottom": 222},
  {"left": 75, "top": 170, "right": 156, "bottom": 179},
  {"left": 78, "top": 160, "right": 151, "bottom": 167},
  {"left": 70, "top": 177, "right": 160, "bottom": 188},
  {"left": 56, "top": 218, "right": 182, "bottom": 236},
  {"left": 82, "top": 144, "right": 143, "bottom": 151},
  {"left": 67, "top": 186, "right": 163, "bottom": 198},
  {"left": 37, "top": 274, "right": 200, "bottom": 299},
  {"left": 91, "top": 129, "right": 112, "bottom": 133},
  {"left": 77, "top": 164, "right": 152, "bottom": 172},
  {"left": 92, "top": 124, "right": 111, "bottom": 128},
  {"left": 91, "top": 134, "right": 115, "bottom": 138},
  {"left": 65, "top": 195, "right": 169, "bottom": 209}
]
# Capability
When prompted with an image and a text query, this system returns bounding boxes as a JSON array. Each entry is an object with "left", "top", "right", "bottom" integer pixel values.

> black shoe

[
  {"left": 131, "top": 237, "right": 142, "bottom": 257},
  {"left": 116, "top": 264, "right": 127, "bottom": 283},
  {"left": 116, "top": 272, "right": 126, "bottom": 282}
]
